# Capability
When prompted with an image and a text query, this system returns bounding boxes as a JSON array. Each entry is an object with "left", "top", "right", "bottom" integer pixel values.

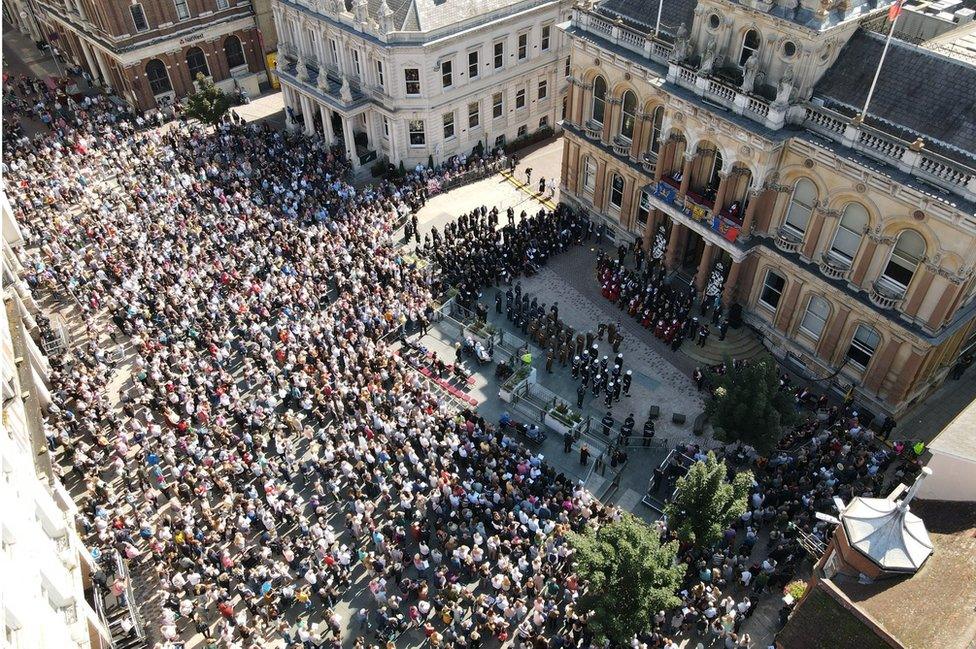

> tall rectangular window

[
  {"left": 564, "top": 57, "right": 570, "bottom": 77},
  {"left": 583, "top": 157, "right": 596, "bottom": 193},
  {"left": 216, "top": 0, "right": 228, "bottom": 8},
  {"left": 493, "top": 41, "right": 504, "bottom": 69},
  {"left": 404, "top": 68, "right": 420, "bottom": 96},
  {"left": 799, "top": 296, "right": 829, "bottom": 340},
  {"left": 759, "top": 270, "right": 786, "bottom": 311},
  {"left": 517, "top": 33, "right": 528, "bottom": 60},
  {"left": 409, "top": 119, "right": 425, "bottom": 146},
  {"left": 382, "top": 117, "right": 390, "bottom": 138},
  {"left": 609, "top": 174, "right": 624, "bottom": 209},
  {"left": 468, "top": 50, "right": 479, "bottom": 78},
  {"left": 173, "top": 0, "right": 190, "bottom": 20},
  {"left": 515, "top": 87, "right": 525, "bottom": 109},
  {"left": 375, "top": 60, "right": 385, "bottom": 88},
  {"left": 441, "top": 60, "right": 452, "bottom": 88},
  {"left": 492, "top": 92, "right": 503, "bottom": 118},
  {"left": 330, "top": 39, "right": 339, "bottom": 64},
  {"left": 537, "top": 79, "right": 547, "bottom": 100},
  {"left": 541, "top": 24, "right": 551, "bottom": 51},
  {"left": 443, "top": 112, "right": 455, "bottom": 139},
  {"left": 468, "top": 102, "right": 480, "bottom": 128},
  {"left": 847, "top": 325, "right": 880, "bottom": 369},
  {"left": 351, "top": 49, "right": 361, "bottom": 77},
  {"left": 130, "top": 4, "right": 148, "bottom": 31}
]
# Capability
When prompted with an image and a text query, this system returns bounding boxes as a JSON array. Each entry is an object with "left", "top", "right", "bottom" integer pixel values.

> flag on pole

[{"left": 888, "top": 0, "right": 903, "bottom": 21}]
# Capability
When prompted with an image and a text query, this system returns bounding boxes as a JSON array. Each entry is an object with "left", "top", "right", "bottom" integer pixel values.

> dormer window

[{"left": 739, "top": 29, "right": 761, "bottom": 67}]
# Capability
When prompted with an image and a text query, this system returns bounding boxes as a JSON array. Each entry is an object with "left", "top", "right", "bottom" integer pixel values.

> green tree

[
  {"left": 568, "top": 513, "right": 683, "bottom": 644},
  {"left": 183, "top": 73, "right": 232, "bottom": 126},
  {"left": 705, "top": 354, "right": 797, "bottom": 452},
  {"left": 665, "top": 451, "right": 753, "bottom": 548}
]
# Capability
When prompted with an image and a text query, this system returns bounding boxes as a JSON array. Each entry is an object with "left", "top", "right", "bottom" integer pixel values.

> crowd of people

[{"left": 3, "top": 68, "right": 917, "bottom": 649}]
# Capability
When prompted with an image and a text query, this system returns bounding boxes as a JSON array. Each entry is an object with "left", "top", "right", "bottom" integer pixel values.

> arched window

[
  {"left": 648, "top": 105, "right": 665, "bottom": 154},
  {"left": 881, "top": 230, "right": 926, "bottom": 291},
  {"left": 619, "top": 90, "right": 637, "bottom": 140},
  {"left": 829, "top": 203, "right": 869, "bottom": 264},
  {"left": 847, "top": 324, "right": 881, "bottom": 370},
  {"left": 146, "top": 59, "right": 172, "bottom": 95},
  {"left": 799, "top": 295, "right": 830, "bottom": 340},
  {"left": 609, "top": 173, "right": 625, "bottom": 209},
  {"left": 186, "top": 47, "right": 209, "bottom": 80},
  {"left": 224, "top": 35, "right": 247, "bottom": 69},
  {"left": 591, "top": 76, "right": 607, "bottom": 125},
  {"left": 739, "top": 29, "right": 761, "bottom": 67},
  {"left": 783, "top": 179, "right": 817, "bottom": 236}
]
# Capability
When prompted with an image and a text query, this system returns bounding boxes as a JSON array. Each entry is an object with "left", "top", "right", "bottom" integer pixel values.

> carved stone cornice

[
  {"left": 924, "top": 255, "right": 972, "bottom": 285},
  {"left": 865, "top": 225, "right": 896, "bottom": 245},
  {"left": 816, "top": 206, "right": 841, "bottom": 218},
  {"left": 607, "top": 97, "right": 622, "bottom": 105}
]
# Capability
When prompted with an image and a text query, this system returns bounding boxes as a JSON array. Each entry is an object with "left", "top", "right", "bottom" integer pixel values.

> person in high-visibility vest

[{"left": 521, "top": 352, "right": 533, "bottom": 365}]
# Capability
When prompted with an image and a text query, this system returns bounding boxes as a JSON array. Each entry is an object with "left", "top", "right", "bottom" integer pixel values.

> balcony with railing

[
  {"left": 870, "top": 277, "right": 907, "bottom": 310},
  {"left": 611, "top": 135, "right": 631, "bottom": 156},
  {"left": 569, "top": 7, "right": 673, "bottom": 66},
  {"left": 584, "top": 119, "right": 603, "bottom": 140},
  {"left": 802, "top": 105, "right": 976, "bottom": 204},
  {"left": 819, "top": 251, "right": 852, "bottom": 280},
  {"left": 774, "top": 227, "right": 803, "bottom": 254},
  {"left": 641, "top": 151, "right": 658, "bottom": 174},
  {"left": 647, "top": 179, "right": 746, "bottom": 255}
]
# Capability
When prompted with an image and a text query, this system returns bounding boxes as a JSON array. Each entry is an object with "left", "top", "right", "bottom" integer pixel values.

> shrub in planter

[{"left": 784, "top": 580, "right": 808, "bottom": 602}]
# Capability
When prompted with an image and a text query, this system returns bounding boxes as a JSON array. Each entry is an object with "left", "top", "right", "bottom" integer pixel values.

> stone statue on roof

[
  {"left": 670, "top": 23, "right": 689, "bottom": 62},
  {"left": 699, "top": 39, "right": 717, "bottom": 76},
  {"left": 340, "top": 75, "right": 353, "bottom": 102},
  {"left": 774, "top": 65, "right": 795, "bottom": 105},
  {"left": 741, "top": 54, "right": 758, "bottom": 93},
  {"left": 378, "top": 0, "right": 394, "bottom": 32}
]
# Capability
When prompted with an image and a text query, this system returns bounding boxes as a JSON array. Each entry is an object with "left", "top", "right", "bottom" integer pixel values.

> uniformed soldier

[
  {"left": 623, "top": 370, "right": 633, "bottom": 397},
  {"left": 597, "top": 323, "right": 607, "bottom": 340},
  {"left": 585, "top": 330, "right": 595, "bottom": 349},
  {"left": 592, "top": 372, "right": 603, "bottom": 396},
  {"left": 612, "top": 332, "right": 623, "bottom": 354},
  {"left": 495, "top": 291, "right": 502, "bottom": 314},
  {"left": 558, "top": 340, "right": 569, "bottom": 366},
  {"left": 576, "top": 332, "right": 586, "bottom": 355},
  {"left": 546, "top": 348, "right": 555, "bottom": 374},
  {"left": 601, "top": 355, "right": 609, "bottom": 373},
  {"left": 642, "top": 418, "right": 655, "bottom": 446},
  {"left": 571, "top": 355, "right": 581, "bottom": 379},
  {"left": 601, "top": 411, "right": 614, "bottom": 436},
  {"left": 605, "top": 381, "right": 614, "bottom": 408},
  {"left": 613, "top": 380, "right": 622, "bottom": 402},
  {"left": 527, "top": 318, "right": 538, "bottom": 342},
  {"left": 577, "top": 384, "right": 586, "bottom": 408},
  {"left": 608, "top": 322, "right": 617, "bottom": 345}
]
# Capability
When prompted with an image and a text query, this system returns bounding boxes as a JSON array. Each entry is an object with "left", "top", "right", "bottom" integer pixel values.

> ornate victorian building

[
  {"left": 271, "top": 0, "right": 573, "bottom": 169},
  {"left": 36, "top": 0, "right": 267, "bottom": 110},
  {"left": 559, "top": 0, "right": 976, "bottom": 416}
]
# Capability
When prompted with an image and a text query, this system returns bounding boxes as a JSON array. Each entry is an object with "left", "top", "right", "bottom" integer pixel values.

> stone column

[
  {"left": 565, "top": 80, "right": 577, "bottom": 126},
  {"left": 711, "top": 171, "right": 731, "bottom": 215},
  {"left": 300, "top": 95, "right": 315, "bottom": 134},
  {"left": 629, "top": 113, "right": 645, "bottom": 160},
  {"left": 694, "top": 242, "right": 716, "bottom": 291},
  {"left": 79, "top": 40, "right": 100, "bottom": 85},
  {"left": 320, "top": 104, "right": 335, "bottom": 145},
  {"left": 342, "top": 115, "right": 358, "bottom": 168},
  {"left": 93, "top": 48, "right": 114, "bottom": 91},
  {"left": 926, "top": 280, "right": 964, "bottom": 330},
  {"left": 575, "top": 80, "right": 587, "bottom": 126},
  {"left": 862, "top": 340, "right": 901, "bottom": 393},
  {"left": 677, "top": 152, "right": 695, "bottom": 198},
  {"left": 593, "top": 159, "right": 607, "bottom": 211},
  {"left": 740, "top": 188, "right": 761, "bottom": 237},
  {"left": 665, "top": 222, "right": 684, "bottom": 271},
  {"left": 619, "top": 176, "right": 636, "bottom": 229},
  {"left": 722, "top": 260, "right": 742, "bottom": 304},
  {"left": 800, "top": 207, "right": 832, "bottom": 261},
  {"left": 902, "top": 267, "right": 934, "bottom": 318}
]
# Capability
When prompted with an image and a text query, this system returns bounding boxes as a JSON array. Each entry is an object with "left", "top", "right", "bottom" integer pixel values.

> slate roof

[
  {"left": 363, "top": 0, "right": 537, "bottom": 32},
  {"left": 594, "top": 0, "right": 696, "bottom": 38},
  {"left": 815, "top": 29, "right": 976, "bottom": 162}
]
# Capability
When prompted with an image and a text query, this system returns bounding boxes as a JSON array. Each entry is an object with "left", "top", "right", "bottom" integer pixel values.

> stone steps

[{"left": 680, "top": 325, "right": 766, "bottom": 366}]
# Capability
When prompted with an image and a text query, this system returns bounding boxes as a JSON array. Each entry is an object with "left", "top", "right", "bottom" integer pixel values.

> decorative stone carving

[
  {"left": 865, "top": 225, "right": 896, "bottom": 245},
  {"left": 339, "top": 75, "right": 353, "bottom": 102},
  {"left": 377, "top": 0, "right": 393, "bottom": 32},
  {"left": 699, "top": 39, "right": 717, "bottom": 76},
  {"left": 705, "top": 262, "right": 725, "bottom": 298},
  {"left": 353, "top": 0, "right": 368, "bottom": 23},
  {"left": 740, "top": 54, "right": 758, "bottom": 93},
  {"left": 317, "top": 65, "right": 330, "bottom": 90},
  {"left": 774, "top": 65, "right": 795, "bottom": 105},
  {"left": 652, "top": 225, "right": 667, "bottom": 260},
  {"left": 671, "top": 23, "right": 689, "bottom": 62}
]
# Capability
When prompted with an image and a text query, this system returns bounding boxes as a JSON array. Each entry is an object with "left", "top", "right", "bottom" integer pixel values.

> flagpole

[
  {"left": 861, "top": 3, "right": 901, "bottom": 119},
  {"left": 655, "top": 0, "right": 664, "bottom": 36}
]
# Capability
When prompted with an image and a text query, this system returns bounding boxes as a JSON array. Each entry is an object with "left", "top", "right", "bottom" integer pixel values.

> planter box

[
  {"left": 544, "top": 412, "right": 576, "bottom": 436},
  {"left": 499, "top": 367, "right": 535, "bottom": 402}
]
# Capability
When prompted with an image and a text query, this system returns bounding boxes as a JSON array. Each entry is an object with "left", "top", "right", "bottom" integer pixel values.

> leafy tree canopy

[
  {"left": 665, "top": 451, "right": 754, "bottom": 548},
  {"left": 705, "top": 355, "right": 798, "bottom": 453},
  {"left": 183, "top": 73, "right": 232, "bottom": 126},
  {"left": 569, "top": 513, "right": 683, "bottom": 644}
]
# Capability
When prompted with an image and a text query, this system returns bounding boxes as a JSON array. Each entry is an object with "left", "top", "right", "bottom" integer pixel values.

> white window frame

[
  {"left": 620, "top": 90, "right": 637, "bottom": 141},
  {"left": 468, "top": 50, "right": 479, "bottom": 79},
  {"left": 591, "top": 76, "right": 607, "bottom": 125},
  {"left": 517, "top": 124, "right": 528, "bottom": 138},
  {"left": 583, "top": 157, "right": 596, "bottom": 193},
  {"left": 515, "top": 87, "right": 526, "bottom": 110},
  {"left": 404, "top": 68, "right": 421, "bottom": 96},
  {"left": 492, "top": 92, "right": 503, "bottom": 119},
  {"left": 758, "top": 269, "right": 786, "bottom": 312},
  {"left": 609, "top": 174, "right": 624, "bottom": 210},
  {"left": 829, "top": 203, "right": 868, "bottom": 264},
  {"left": 517, "top": 32, "right": 528, "bottom": 60},
  {"left": 441, "top": 59, "right": 452, "bottom": 88},
  {"left": 216, "top": 0, "right": 228, "bottom": 9},
  {"left": 799, "top": 295, "right": 829, "bottom": 341},
  {"left": 130, "top": 3, "right": 149, "bottom": 31},
  {"left": 538, "top": 78, "right": 548, "bottom": 100},
  {"left": 493, "top": 41, "right": 504, "bottom": 69},
  {"left": 648, "top": 105, "right": 664, "bottom": 154},
  {"left": 330, "top": 39, "right": 339, "bottom": 64},
  {"left": 847, "top": 325, "right": 880, "bottom": 370},
  {"left": 375, "top": 59, "right": 385, "bottom": 88},
  {"left": 541, "top": 24, "right": 551, "bottom": 51},
  {"left": 382, "top": 117, "right": 390, "bottom": 139},
  {"left": 468, "top": 101, "right": 480, "bottom": 129},
  {"left": 442, "top": 111, "right": 455, "bottom": 140},
  {"left": 351, "top": 49, "right": 362, "bottom": 77},
  {"left": 408, "top": 119, "right": 426, "bottom": 147},
  {"left": 881, "top": 231, "right": 925, "bottom": 292},
  {"left": 173, "top": 0, "right": 190, "bottom": 20},
  {"left": 783, "top": 179, "right": 817, "bottom": 237},
  {"left": 539, "top": 115, "right": 548, "bottom": 128},
  {"left": 739, "top": 29, "right": 760, "bottom": 67}
]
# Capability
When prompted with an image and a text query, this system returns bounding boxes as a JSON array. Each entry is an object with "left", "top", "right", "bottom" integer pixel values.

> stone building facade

[
  {"left": 559, "top": 0, "right": 976, "bottom": 416},
  {"left": 271, "top": 0, "right": 573, "bottom": 169},
  {"left": 35, "top": 0, "right": 267, "bottom": 110}
]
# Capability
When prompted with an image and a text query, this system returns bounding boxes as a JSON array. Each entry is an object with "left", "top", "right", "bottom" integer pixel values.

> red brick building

[{"left": 36, "top": 0, "right": 268, "bottom": 110}]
